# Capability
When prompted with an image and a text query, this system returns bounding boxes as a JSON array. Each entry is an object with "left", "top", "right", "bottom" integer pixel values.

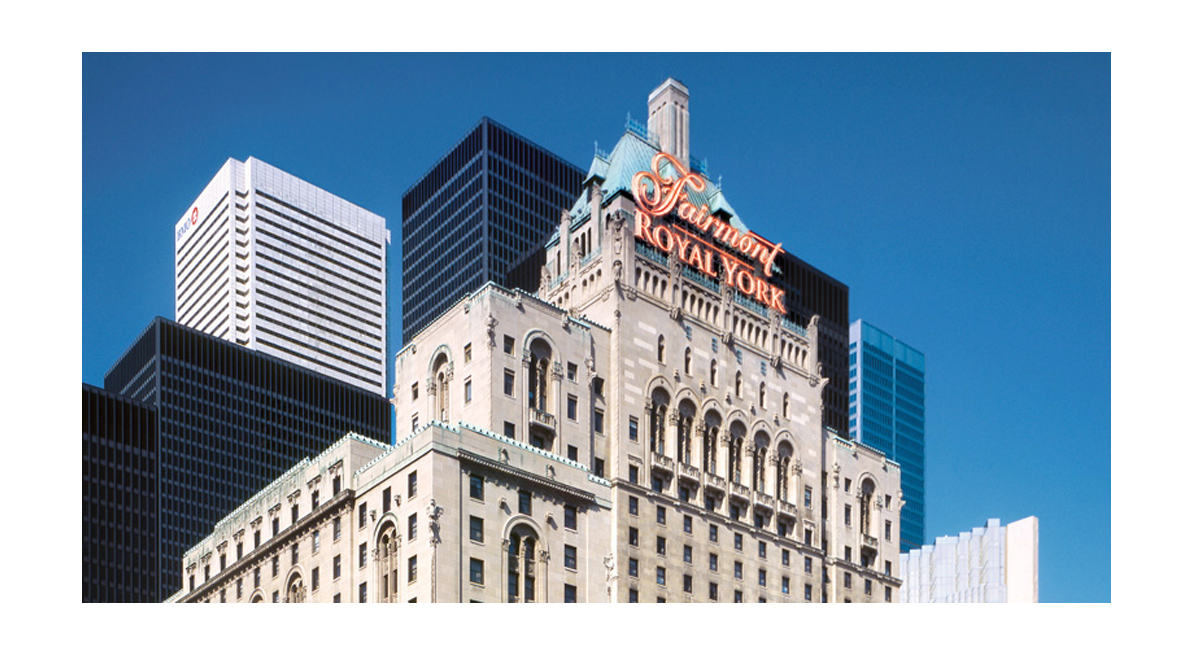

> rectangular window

[
  {"left": 564, "top": 545, "right": 577, "bottom": 570},
  {"left": 470, "top": 516, "right": 484, "bottom": 543},
  {"left": 312, "top": 530, "right": 320, "bottom": 553},
  {"left": 333, "top": 555, "right": 342, "bottom": 579},
  {"left": 683, "top": 516, "right": 693, "bottom": 534},
  {"left": 504, "top": 370, "right": 515, "bottom": 396},
  {"left": 593, "top": 409, "right": 605, "bottom": 434},
  {"left": 291, "top": 543, "right": 298, "bottom": 566},
  {"left": 273, "top": 591, "right": 279, "bottom": 603},
  {"left": 254, "top": 567, "right": 260, "bottom": 588},
  {"left": 885, "top": 494, "right": 892, "bottom": 510},
  {"left": 709, "top": 582, "right": 719, "bottom": 601},
  {"left": 412, "top": 415, "right": 419, "bottom": 431},
  {"left": 564, "top": 505, "right": 577, "bottom": 530},
  {"left": 273, "top": 517, "right": 280, "bottom": 536},
  {"left": 734, "top": 533, "right": 743, "bottom": 551},
  {"left": 359, "top": 543, "right": 367, "bottom": 568},
  {"left": 885, "top": 560, "right": 892, "bottom": 576},
  {"left": 236, "top": 578, "right": 243, "bottom": 599},
  {"left": 885, "top": 520, "right": 892, "bottom": 541},
  {"left": 359, "top": 503, "right": 367, "bottom": 528},
  {"left": 657, "top": 536, "right": 667, "bottom": 556},
  {"left": 844, "top": 572, "right": 852, "bottom": 588},
  {"left": 359, "top": 583, "right": 367, "bottom": 603},
  {"left": 845, "top": 546, "right": 852, "bottom": 561},
  {"left": 656, "top": 566, "right": 666, "bottom": 586},
  {"left": 629, "top": 588, "right": 639, "bottom": 603},
  {"left": 408, "top": 513, "right": 418, "bottom": 540},
  {"left": 844, "top": 504, "right": 852, "bottom": 526},
  {"left": 292, "top": 504, "right": 299, "bottom": 524},
  {"left": 464, "top": 343, "right": 472, "bottom": 363},
  {"left": 272, "top": 555, "right": 279, "bottom": 578},
  {"left": 408, "top": 472, "right": 418, "bottom": 498},
  {"left": 254, "top": 529, "right": 261, "bottom": 549},
  {"left": 503, "top": 336, "right": 514, "bottom": 354},
  {"left": 568, "top": 445, "right": 579, "bottom": 462},
  {"left": 333, "top": 593, "right": 341, "bottom": 604},
  {"left": 470, "top": 474, "right": 484, "bottom": 500},
  {"left": 218, "top": 589, "right": 226, "bottom": 603},
  {"left": 470, "top": 558, "right": 484, "bottom": 585},
  {"left": 782, "top": 549, "right": 791, "bottom": 566},
  {"left": 564, "top": 584, "right": 577, "bottom": 603},
  {"left": 805, "top": 528, "right": 813, "bottom": 546},
  {"left": 628, "top": 495, "right": 639, "bottom": 516},
  {"left": 628, "top": 464, "right": 638, "bottom": 483},
  {"left": 804, "top": 486, "right": 812, "bottom": 508},
  {"left": 759, "top": 541, "right": 767, "bottom": 558},
  {"left": 628, "top": 558, "right": 639, "bottom": 577},
  {"left": 312, "top": 566, "right": 320, "bottom": 591},
  {"left": 805, "top": 584, "right": 812, "bottom": 601},
  {"left": 657, "top": 505, "right": 666, "bottom": 525},
  {"left": 652, "top": 476, "right": 663, "bottom": 493},
  {"left": 683, "top": 574, "right": 693, "bottom": 594},
  {"left": 519, "top": 490, "right": 532, "bottom": 515},
  {"left": 628, "top": 417, "right": 638, "bottom": 441},
  {"left": 504, "top": 421, "right": 515, "bottom": 438},
  {"left": 759, "top": 568, "right": 767, "bottom": 587},
  {"left": 735, "top": 590, "right": 743, "bottom": 603},
  {"left": 804, "top": 556, "right": 812, "bottom": 574},
  {"left": 567, "top": 362, "right": 577, "bottom": 381},
  {"left": 782, "top": 576, "right": 791, "bottom": 595},
  {"left": 333, "top": 517, "right": 342, "bottom": 542},
  {"left": 312, "top": 490, "right": 319, "bottom": 511},
  {"left": 237, "top": 542, "right": 243, "bottom": 560},
  {"left": 408, "top": 555, "right": 418, "bottom": 583},
  {"left": 383, "top": 487, "right": 391, "bottom": 513},
  {"left": 464, "top": 379, "right": 472, "bottom": 403},
  {"left": 865, "top": 579, "right": 872, "bottom": 595},
  {"left": 683, "top": 545, "right": 693, "bottom": 564},
  {"left": 709, "top": 553, "right": 718, "bottom": 572},
  {"left": 709, "top": 524, "right": 718, "bottom": 542},
  {"left": 629, "top": 527, "right": 639, "bottom": 547},
  {"left": 593, "top": 458, "right": 605, "bottom": 477},
  {"left": 734, "top": 561, "right": 743, "bottom": 579},
  {"left": 411, "top": 382, "right": 419, "bottom": 401},
  {"left": 567, "top": 395, "right": 577, "bottom": 420},
  {"left": 885, "top": 586, "right": 892, "bottom": 602}
]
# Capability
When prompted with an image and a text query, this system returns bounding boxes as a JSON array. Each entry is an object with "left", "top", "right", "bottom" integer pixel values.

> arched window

[
  {"left": 432, "top": 353, "right": 450, "bottom": 423},
  {"left": 776, "top": 442, "right": 793, "bottom": 501},
  {"left": 286, "top": 572, "right": 304, "bottom": 603},
  {"left": 751, "top": 432, "right": 770, "bottom": 493},
  {"left": 650, "top": 388, "right": 669, "bottom": 455},
  {"left": 703, "top": 410, "right": 721, "bottom": 475},
  {"left": 759, "top": 382, "right": 766, "bottom": 409},
  {"left": 657, "top": 335, "right": 666, "bottom": 363},
  {"left": 710, "top": 360, "right": 718, "bottom": 386},
  {"left": 782, "top": 393, "right": 790, "bottom": 419},
  {"left": 735, "top": 371, "right": 743, "bottom": 398},
  {"left": 377, "top": 523, "right": 399, "bottom": 602},
  {"left": 507, "top": 525, "right": 542, "bottom": 603},
  {"left": 728, "top": 421, "right": 746, "bottom": 484},
  {"left": 528, "top": 339, "right": 552, "bottom": 412},
  {"left": 684, "top": 347, "right": 692, "bottom": 375},
  {"left": 860, "top": 479, "right": 876, "bottom": 534},
  {"left": 677, "top": 399, "right": 696, "bottom": 465}
]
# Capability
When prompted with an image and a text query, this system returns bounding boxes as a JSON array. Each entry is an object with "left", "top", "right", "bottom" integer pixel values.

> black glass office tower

[
  {"left": 401, "top": 118, "right": 585, "bottom": 344},
  {"left": 82, "top": 384, "right": 159, "bottom": 603},
  {"left": 87, "top": 317, "right": 391, "bottom": 601}
]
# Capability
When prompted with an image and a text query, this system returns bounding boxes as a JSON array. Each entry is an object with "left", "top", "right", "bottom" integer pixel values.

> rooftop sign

[{"left": 632, "top": 152, "right": 786, "bottom": 313}]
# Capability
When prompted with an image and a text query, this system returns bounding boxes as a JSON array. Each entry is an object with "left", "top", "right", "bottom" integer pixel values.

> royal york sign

[{"left": 633, "top": 152, "right": 787, "bottom": 314}]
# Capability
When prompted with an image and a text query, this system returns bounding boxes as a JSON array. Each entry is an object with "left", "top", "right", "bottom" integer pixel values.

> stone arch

[
  {"left": 284, "top": 568, "right": 305, "bottom": 603},
  {"left": 502, "top": 517, "right": 547, "bottom": 603},
  {"left": 374, "top": 517, "right": 400, "bottom": 602}
]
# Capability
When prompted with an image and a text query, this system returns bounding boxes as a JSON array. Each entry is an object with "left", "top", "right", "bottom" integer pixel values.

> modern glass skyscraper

[
  {"left": 88, "top": 317, "right": 391, "bottom": 601},
  {"left": 174, "top": 157, "right": 390, "bottom": 397},
  {"left": 849, "top": 319, "right": 926, "bottom": 551},
  {"left": 400, "top": 118, "right": 584, "bottom": 344}
]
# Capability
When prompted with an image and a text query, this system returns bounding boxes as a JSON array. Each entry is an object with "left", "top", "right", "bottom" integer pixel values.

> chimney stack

[{"left": 648, "top": 78, "right": 690, "bottom": 163}]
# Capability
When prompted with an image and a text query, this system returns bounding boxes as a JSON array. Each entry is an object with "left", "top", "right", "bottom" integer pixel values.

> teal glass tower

[{"left": 848, "top": 320, "right": 925, "bottom": 551}]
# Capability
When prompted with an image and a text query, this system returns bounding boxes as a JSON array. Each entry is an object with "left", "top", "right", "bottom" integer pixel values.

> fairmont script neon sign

[{"left": 633, "top": 152, "right": 786, "bottom": 313}]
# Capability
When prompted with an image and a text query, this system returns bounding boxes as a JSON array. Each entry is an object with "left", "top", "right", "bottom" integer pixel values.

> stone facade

[{"left": 168, "top": 78, "right": 902, "bottom": 603}]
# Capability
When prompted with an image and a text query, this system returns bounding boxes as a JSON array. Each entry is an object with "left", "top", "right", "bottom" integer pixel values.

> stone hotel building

[{"left": 169, "top": 79, "right": 903, "bottom": 603}]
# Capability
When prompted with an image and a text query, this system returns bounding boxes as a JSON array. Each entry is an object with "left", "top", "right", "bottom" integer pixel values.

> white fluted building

[{"left": 898, "top": 516, "right": 1039, "bottom": 603}]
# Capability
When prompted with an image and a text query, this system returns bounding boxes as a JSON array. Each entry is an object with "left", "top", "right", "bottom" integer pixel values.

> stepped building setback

[{"left": 171, "top": 79, "right": 903, "bottom": 603}]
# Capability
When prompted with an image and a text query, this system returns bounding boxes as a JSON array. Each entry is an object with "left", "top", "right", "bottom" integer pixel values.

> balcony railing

[
  {"left": 861, "top": 534, "right": 879, "bottom": 550},
  {"left": 704, "top": 472, "right": 726, "bottom": 492},
  {"left": 651, "top": 452, "right": 674, "bottom": 472},
  {"left": 729, "top": 482, "right": 751, "bottom": 501},
  {"left": 778, "top": 501, "right": 798, "bottom": 519},
  {"left": 530, "top": 409, "right": 556, "bottom": 431},
  {"left": 753, "top": 491, "right": 774, "bottom": 511},
  {"left": 678, "top": 463, "right": 701, "bottom": 483}
]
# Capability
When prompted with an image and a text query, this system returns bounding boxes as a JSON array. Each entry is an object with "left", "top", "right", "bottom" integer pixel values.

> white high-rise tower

[{"left": 174, "top": 157, "right": 390, "bottom": 396}]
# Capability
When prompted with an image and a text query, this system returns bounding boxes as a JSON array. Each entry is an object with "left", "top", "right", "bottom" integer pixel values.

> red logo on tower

[{"left": 632, "top": 152, "right": 786, "bottom": 313}]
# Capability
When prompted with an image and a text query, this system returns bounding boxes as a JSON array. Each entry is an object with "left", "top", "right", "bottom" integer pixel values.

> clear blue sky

[{"left": 82, "top": 53, "right": 1110, "bottom": 602}]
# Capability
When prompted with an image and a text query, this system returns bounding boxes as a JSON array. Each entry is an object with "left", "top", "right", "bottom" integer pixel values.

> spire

[{"left": 647, "top": 78, "right": 690, "bottom": 163}]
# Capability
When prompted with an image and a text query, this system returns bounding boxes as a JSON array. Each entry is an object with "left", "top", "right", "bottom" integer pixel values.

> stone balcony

[
  {"left": 678, "top": 463, "right": 701, "bottom": 484},
  {"left": 778, "top": 500, "right": 798, "bottom": 519},
  {"left": 704, "top": 472, "right": 726, "bottom": 493},
  {"left": 861, "top": 534, "right": 879, "bottom": 550},
  {"left": 529, "top": 408, "right": 556, "bottom": 431},
  {"left": 753, "top": 491, "right": 774, "bottom": 512},
  {"left": 651, "top": 452, "right": 674, "bottom": 473},
  {"left": 729, "top": 482, "right": 751, "bottom": 502}
]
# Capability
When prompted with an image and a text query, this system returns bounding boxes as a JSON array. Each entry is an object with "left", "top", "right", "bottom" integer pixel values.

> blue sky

[{"left": 82, "top": 53, "right": 1110, "bottom": 602}]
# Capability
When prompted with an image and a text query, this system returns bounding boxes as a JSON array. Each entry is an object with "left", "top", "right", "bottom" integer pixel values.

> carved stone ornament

[
  {"left": 562, "top": 312, "right": 570, "bottom": 328},
  {"left": 721, "top": 331, "right": 733, "bottom": 345},
  {"left": 463, "top": 301, "right": 471, "bottom": 314},
  {"left": 427, "top": 499, "right": 444, "bottom": 546},
  {"left": 613, "top": 259, "right": 623, "bottom": 284},
  {"left": 486, "top": 314, "right": 498, "bottom": 347},
  {"left": 538, "top": 549, "right": 551, "bottom": 564},
  {"left": 770, "top": 355, "right": 782, "bottom": 369},
  {"left": 669, "top": 306, "right": 681, "bottom": 320},
  {"left": 514, "top": 293, "right": 523, "bottom": 310}
]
